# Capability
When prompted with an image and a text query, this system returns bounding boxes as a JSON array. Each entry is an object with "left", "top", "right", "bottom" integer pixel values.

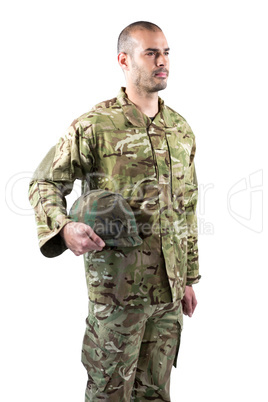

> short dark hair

[{"left": 117, "top": 21, "right": 162, "bottom": 55}]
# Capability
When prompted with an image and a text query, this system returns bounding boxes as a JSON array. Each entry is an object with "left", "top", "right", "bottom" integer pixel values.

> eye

[
  {"left": 164, "top": 51, "right": 169, "bottom": 56},
  {"left": 146, "top": 52, "right": 155, "bottom": 56}
]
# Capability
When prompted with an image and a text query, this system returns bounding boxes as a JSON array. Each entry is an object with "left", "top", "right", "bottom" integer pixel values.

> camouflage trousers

[{"left": 81, "top": 299, "right": 183, "bottom": 401}]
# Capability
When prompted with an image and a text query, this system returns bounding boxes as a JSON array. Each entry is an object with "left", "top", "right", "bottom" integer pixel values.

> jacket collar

[{"left": 117, "top": 87, "right": 175, "bottom": 128}]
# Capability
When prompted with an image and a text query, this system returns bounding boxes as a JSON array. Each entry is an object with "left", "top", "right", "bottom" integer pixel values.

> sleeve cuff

[
  {"left": 186, "top": 275, "right": 201, "bottom": 286},
  {"left": 39, "top": 216, "right": 72, "bottom": 258}
]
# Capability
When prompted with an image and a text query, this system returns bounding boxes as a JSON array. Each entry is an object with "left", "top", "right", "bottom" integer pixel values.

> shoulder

[
  {"left": 164, "top": 104, "right": 188, "bottom": 125},
  {"left": 92, "top": 96, "right": 119, "bottom": 111},
  {"left": 75, "top": 96, "right": 122, "bottom": 130},
  {"left": 164, "top": 104, "right": 195, "bottom": 138}
]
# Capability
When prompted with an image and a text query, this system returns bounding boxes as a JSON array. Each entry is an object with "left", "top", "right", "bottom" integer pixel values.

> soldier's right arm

[{"left": 28, "top": 119, "right": 104, "bottom": 257}]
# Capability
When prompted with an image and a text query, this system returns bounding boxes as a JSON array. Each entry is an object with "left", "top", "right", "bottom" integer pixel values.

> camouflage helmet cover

[{"left": 69, "top": 189, "right": 143, "bottom": 248}]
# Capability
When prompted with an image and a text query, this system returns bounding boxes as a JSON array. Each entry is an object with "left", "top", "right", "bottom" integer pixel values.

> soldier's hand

[
  {"left": 182, "top": 286, "right": 197, "bottom": 317},
  {"left": 60, "top": 222, "right": 105, "bottom": 256}
]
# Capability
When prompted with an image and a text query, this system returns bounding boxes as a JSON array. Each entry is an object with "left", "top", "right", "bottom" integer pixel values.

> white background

[{"left": 1, "top": 0, "right": 267, "bottom": 401}]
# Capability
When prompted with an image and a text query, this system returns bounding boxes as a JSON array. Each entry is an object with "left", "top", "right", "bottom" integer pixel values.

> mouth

[{"left": 154, "top": 69, "right": 169, "bottom": 78}]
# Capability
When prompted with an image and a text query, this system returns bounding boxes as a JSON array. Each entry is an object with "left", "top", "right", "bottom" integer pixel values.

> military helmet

[{"left": 69, "top": 189, "right": 143, "bottom": 248}]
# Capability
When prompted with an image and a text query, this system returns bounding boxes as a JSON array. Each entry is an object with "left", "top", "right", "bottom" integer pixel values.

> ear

[{"left": 118, "top": 52, "right": 129, "bottom": 71}]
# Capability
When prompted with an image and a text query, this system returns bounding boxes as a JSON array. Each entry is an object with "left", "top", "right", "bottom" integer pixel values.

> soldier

[{"left": 29, "top": 21, "right": 200, "bottom": 401}]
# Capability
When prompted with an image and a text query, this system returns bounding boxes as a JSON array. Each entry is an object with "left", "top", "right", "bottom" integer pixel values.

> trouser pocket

[
  {"left": 81, "top": 314, "right": 127, "bottom": 392},
  {"left": 173, "top": 321, "right": 182, "bottom": 368},
  {"left": 173, "top": 303, "right": 183, "bottom": 368}
]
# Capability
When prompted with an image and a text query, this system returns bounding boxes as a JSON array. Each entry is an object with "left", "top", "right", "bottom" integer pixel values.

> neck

[{"left": 125, "top": 85, "right": 159, "bottom": 118}]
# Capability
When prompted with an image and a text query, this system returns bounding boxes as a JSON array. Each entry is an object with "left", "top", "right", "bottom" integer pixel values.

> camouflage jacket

[{"left": 29, "top": 87, "right": 200, "bottom": 306}]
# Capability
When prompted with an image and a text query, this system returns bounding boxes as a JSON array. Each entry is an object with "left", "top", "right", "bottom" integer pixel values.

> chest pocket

[
  {"left": 165, "top": 128, "right": 192, "bottom": 188},
  {"left": 94, "top": 129, "right": 157, "bottom": 188}
]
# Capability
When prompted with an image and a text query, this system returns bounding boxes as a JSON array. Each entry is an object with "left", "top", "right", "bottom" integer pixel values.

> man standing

[{"left": 29, "top": 21, "right": 200, "bottom": 401}]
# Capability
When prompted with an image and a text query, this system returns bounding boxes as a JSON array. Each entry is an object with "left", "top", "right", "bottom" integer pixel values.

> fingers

[
  {"left": 61, "top": 222, "right": 105, "bottom": 256},
  {"left": 83, "top": 224, "right": 105, "bottom": 248},
  {"left": 75, "top": 224, "right": 105, "bottom": 255},
  {"left": 75, "top": 236, "right": 102, "bottom": 256},
  {"left": 182, "top": 299, "right": 192, "bottom": 317},
  {"left": 182, "top": 286, "right": 197, "bottom": 317},
  {"left": 192, "top": 292, "right": 198, "bottom": 314}
]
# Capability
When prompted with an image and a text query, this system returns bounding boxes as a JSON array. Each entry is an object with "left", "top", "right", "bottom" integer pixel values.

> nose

[{"left": 156, "top": 52, "right": 167, "bottom": 67}]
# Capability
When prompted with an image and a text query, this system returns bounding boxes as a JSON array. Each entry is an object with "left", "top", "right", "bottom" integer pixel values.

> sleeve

[
  {"left": 184, "top": 136, "right": 201, "bottom": 285},
  {"left": 28, "top": 119, "right": 95, "bottom": 258}
]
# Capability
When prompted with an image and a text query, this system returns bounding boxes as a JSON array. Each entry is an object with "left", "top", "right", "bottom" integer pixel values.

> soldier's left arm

[
  {"left": 182, "top": 135, "right": 200, "bottom": 317},
  {"left": 184, "top": 135, "right": 201, "bottom": 287}
]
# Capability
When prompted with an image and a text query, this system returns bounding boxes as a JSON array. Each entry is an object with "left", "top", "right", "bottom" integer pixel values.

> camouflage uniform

[
  {"left": 29, "top": 87, "right": 200, "bottom": 401},
  {"left": 83, "top": 299, "right": 183, "bottom": 401}
]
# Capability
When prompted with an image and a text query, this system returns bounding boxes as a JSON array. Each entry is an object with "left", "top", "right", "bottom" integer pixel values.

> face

[{"left": 127, "top": 29, "right": 170, "bottom": 93}]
